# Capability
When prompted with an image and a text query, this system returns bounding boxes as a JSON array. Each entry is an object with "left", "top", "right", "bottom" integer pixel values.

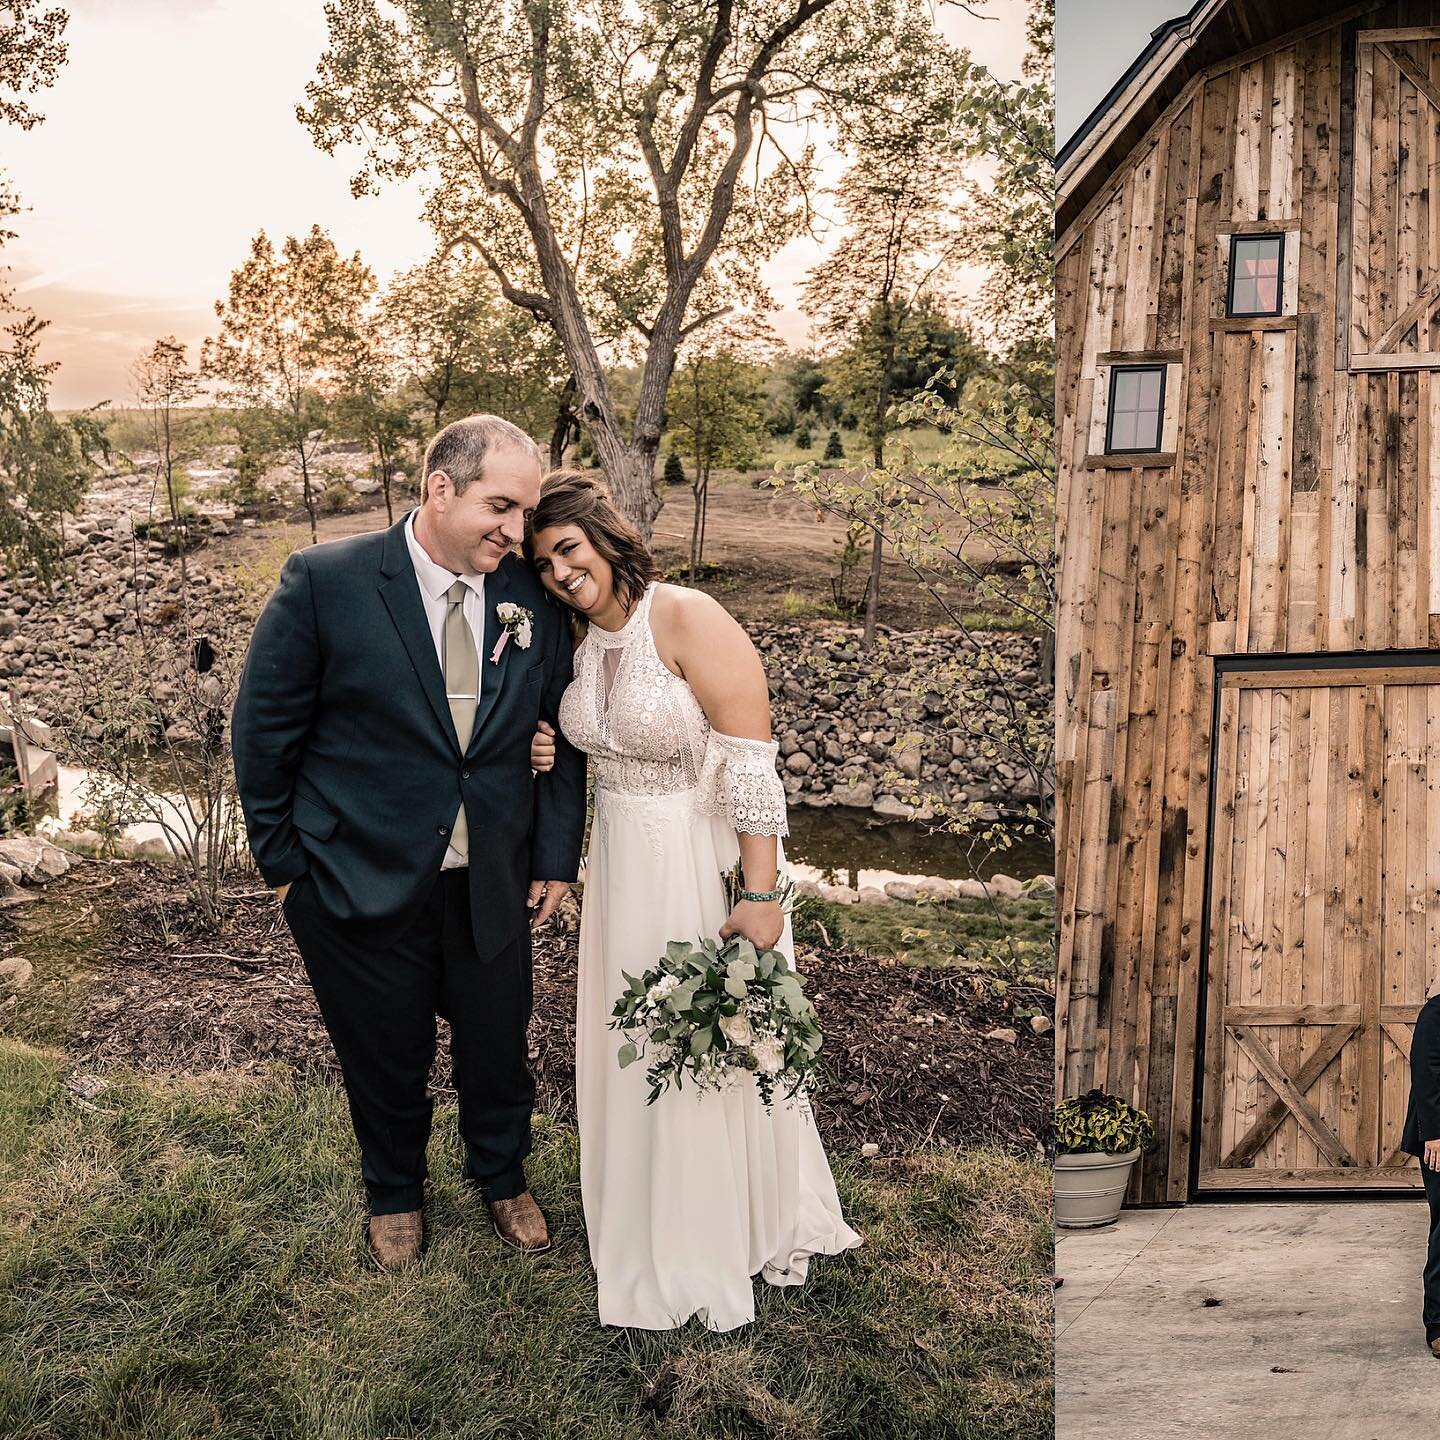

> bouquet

[{"left": 609, "top": 869, "right": 823, "bottom": 1108}]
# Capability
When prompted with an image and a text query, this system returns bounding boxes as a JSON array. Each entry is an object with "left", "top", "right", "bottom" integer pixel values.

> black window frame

[
  {"left": 1104, "top": 363, "right": 1168, "bottom": 455},
  {"left": 1226, "top": 232, "right": 1286, "bottom": 318}
]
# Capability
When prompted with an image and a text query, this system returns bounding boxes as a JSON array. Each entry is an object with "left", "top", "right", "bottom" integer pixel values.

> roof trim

[{"left": 1056, "top": 0, "right": 1227, "bottom": 199}]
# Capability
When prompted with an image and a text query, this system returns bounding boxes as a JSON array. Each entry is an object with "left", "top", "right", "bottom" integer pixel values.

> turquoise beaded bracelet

[{"left": 740, "top": 887, "right": 786, "bottom": 903}]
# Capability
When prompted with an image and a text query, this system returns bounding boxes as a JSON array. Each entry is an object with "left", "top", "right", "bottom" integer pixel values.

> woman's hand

[
  {"left": 720, "top": 898, "right": 784, "bottom": 952},
  {"left": 530, "top": 719, "right": 557, "bottom": 772}
]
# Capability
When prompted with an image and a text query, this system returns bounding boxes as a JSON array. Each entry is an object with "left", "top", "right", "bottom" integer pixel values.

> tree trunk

[
  {"left": 863, "top": 531, "right": 883, "bottom": 646},
  {"left": 297, "top": 445, "right": 318, "bottom": 544},
  {"left": 550, "top": 375, "right": 579, "bottom": 467}
]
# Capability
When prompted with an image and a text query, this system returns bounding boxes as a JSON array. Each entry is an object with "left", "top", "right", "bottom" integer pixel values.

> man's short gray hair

[{"left": 422, "top": 414, "right": 541, "bottom": 498}]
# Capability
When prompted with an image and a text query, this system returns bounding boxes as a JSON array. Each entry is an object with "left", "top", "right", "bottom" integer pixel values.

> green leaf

[
  {"left": 690, "top": 1028, "right": 713, "bottom": 1057},
  {"left": 617, "top": 1042, "right": 639, "bottom": 1069},
  {"left": 724, "top": 977, "right": 749, "bottom": 1000}
]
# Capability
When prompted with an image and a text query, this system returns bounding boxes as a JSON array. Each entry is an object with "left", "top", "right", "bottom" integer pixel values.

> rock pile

[{"left": 752, "top": 623, "right": 1048, "bottom": 819}]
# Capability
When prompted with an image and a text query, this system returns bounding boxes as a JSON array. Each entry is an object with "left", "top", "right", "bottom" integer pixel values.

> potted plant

[{"left": 1053, "top": 1089, "right": 1155, "bottom": 1228}]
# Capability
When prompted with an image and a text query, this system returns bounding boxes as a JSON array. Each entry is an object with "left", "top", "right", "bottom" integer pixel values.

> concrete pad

[{"left": 1057, "top": 1201, "right": 1438, "bottom": 1439}]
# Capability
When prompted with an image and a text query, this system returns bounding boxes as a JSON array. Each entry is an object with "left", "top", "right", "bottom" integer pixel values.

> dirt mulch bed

[{"left": 37, "top": 864, "right": 1050, "bottom": 1156}]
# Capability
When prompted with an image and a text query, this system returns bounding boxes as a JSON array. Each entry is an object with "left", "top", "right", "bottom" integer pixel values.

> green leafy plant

[{"left": 1055, "top": 1090, "right": 1154, "bottom": 1156}]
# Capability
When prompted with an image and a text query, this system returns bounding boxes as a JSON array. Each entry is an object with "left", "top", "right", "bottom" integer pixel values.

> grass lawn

[
  {"left": 0, "top": 1042, "right": 1051, "bottom": 1440},
  {"left": 836, "top": 897, "right": 1055, "bottom": 977}
]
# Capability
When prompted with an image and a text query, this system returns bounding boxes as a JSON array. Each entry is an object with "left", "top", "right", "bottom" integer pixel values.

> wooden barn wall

[{"left": 1056, "top": 6, "right": 1440, "bottom": 1203}]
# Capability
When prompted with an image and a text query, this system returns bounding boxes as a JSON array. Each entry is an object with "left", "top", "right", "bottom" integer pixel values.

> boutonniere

[{"left": 491, "top": 602, "right": 534, "bottom": 664}]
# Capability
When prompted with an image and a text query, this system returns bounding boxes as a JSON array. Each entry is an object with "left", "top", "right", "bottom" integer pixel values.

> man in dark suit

[
  {"left": 232, "top": 414, "right": 586, "bottom": 1270},
  {"left": 1401, "top": 986, "right": 1440, "bottom": 1355}
]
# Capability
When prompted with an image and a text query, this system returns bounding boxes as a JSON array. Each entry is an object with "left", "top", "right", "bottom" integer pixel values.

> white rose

[
  {"left": 751, "top": 1036, "right": 785, "bottom": 1075},
  {"left": 719, "top": 1012, "right": 753, "bottom": 1047},
  {"left": 647, "top": 974, "right": 681, "bottom": 1005}
]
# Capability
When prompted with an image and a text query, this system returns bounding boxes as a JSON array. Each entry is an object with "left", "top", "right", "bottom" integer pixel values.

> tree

[
  {"left": 0, "top": 5, "right": 106, "bottom": 587},
  {"left": 786, "top": 2, "right": 1056, "bottom": 880},
  {"left": 202, "top": 227, "right": 375, "bottom": 544},
  {"left": 131, "top": 337, "right": 201, "bottom": 585},
  {"left": 331, "top": 309, "right": 417, "bottom": 527},
  {"left": 801, "top": 90, "right": 967, "bottom": 645},
  {"left": 666, "top": 328, "right": 770, "bottom": 581},
  {"left": 301, "top": 0, "right": 943, "bottom": 538}
]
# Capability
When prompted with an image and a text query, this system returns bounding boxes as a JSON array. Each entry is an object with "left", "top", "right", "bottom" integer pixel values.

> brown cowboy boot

[
  {"left": 488, "top": 1190, "right": 551, "bottom": 1253},
  {"left": 1430, "top": 1336, "right": 1440, "bottom": 1358},
  {"left": 367, "top": 1209, "right": 424, "bottom": 1271}
]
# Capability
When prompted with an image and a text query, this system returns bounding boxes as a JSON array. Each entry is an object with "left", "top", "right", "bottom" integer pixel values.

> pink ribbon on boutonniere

[{"left": 490, "top": 631, "right": 509, "bottom": 665}]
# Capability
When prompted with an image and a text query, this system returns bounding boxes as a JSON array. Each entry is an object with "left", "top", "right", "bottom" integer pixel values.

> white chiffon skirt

[{"left": 575, "top": 784, "right": 863, "bottom": 1331}]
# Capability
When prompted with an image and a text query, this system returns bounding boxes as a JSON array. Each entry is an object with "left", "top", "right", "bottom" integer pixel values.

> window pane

[
  {"left": 1232, "top": 236, "right": 1283, "bottom": 314},
  {"left": 1108, "top": 368, "right": 1164, "bottom": 451}
]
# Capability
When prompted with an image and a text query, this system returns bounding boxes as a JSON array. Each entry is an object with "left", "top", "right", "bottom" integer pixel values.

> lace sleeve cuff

[{"left": 696, "top": 729, "right": 790, "bottom": 838}]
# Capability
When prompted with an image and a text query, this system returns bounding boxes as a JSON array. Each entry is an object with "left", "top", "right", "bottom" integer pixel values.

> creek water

[
  {"left": 45, "top": 762, "right": 1052, "bottom": 892},
  {"left": 782, "top": 803, "right": 1052, "bottom": 892}
]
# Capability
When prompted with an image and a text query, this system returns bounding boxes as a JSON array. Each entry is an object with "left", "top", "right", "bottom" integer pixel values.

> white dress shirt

[{"left": 405, "top": 509, "right": 486, "bottom": 870}]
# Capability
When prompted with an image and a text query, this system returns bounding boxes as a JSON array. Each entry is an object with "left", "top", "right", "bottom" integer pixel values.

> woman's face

[{"left": 530, "top": 523, "right": 616, "bottom": 615}]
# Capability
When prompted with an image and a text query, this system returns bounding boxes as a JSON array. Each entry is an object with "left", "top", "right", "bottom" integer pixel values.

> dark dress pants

[
  {"left": 1423, "top": 1158, "right": 1440, "bottom": 1343},
  {"left": 282, "top": 866, "right": 534, "bottom": 1215}
]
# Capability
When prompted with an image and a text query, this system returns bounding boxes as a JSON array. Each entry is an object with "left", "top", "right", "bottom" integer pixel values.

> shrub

[
  {"left": 795, "top": 426, "right": 812, "bottom": 451},
  {"left": 791, "top": 890, "right": 847, "bottom": 947},
  {"left": 1055, "top": 1089, "right": 1154, "bottom": 1156},
  {"left": 823, "top": 430, "right": 844, "bottom": 461},
  {"left": 663, "top": 451, "right": 686, "bottom": 487}
]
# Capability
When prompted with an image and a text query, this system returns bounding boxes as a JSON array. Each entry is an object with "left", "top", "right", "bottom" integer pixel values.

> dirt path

[{"left": 212, "top": 473, "right": 983, "bottom": 629}]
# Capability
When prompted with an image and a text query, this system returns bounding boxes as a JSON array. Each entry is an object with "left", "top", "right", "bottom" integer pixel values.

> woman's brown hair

[{"left": 524, "top": 468, "right": 661, "bottom": 616}]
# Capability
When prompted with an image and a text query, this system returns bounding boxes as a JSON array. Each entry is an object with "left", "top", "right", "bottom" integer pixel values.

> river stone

[
  {"left": 0, "top": 835, "right": 49, "bottom": 879},
  {"left": 872, "top": 795, "right": 914, "bottom": 821},
  {"left": 52, "top": 828, "right": 105, "bottom": 855},
  {"left": 794, "top": 878, "right": 824, "bottom": 898},
  {"left": 915, "top": 877, "right": 957, "bottom": 903},
  {"left": 884, "top": 880, "right": 918, "bottom": 902},
  {"left": 896, "top": 747, "right": 923, "bottom": 780},
  {"left": 784, "top": 751, "right": 813, "bottom": 775},
  {"left": 985, "top": 1027, "right": 1019, "bottom": 1045},
  {"left": 858, "top": 886, "right": 889, "bottom": 905},
  {"left": 988, "top": 872, "right": 1024, "bottom": 900},
  {"left": 829, "top": 779, "right": 874, "bottom": 809},
  {"left": 134, "top": 836, "right": 174, "bottom": 860},
  {"left": 1021, "top": 874, "right": 1056, "bottom": 895},
  {"left": 0, "top": 957, "right": 32, "bottom": 989},
  {"left": 1030, "top": 1014, "right": 1054, "bottom": 1036},
  {"left": 819, "top": 884, "right": 859, "bottom": 905},
  {"left": 953, "top": 878, "right": 991, "bottom": 900}
]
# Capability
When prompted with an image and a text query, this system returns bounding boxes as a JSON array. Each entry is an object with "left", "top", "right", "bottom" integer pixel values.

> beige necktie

[{"left": 443, "top": 580, "right": 478, "bottom": 862}]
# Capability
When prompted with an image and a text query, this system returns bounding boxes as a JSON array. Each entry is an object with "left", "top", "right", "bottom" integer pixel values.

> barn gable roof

[{"left": 1057, "top": 0, "right": 1372, "bottom": 240}]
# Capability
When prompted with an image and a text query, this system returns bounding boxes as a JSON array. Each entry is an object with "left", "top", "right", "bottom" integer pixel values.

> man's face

[{"left": 427, "top": 444, "right": 542, "bottom": 574}]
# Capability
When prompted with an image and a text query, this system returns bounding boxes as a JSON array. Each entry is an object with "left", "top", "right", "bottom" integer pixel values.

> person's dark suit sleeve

[
  {"left": 230, "top": 549, "right": 321, "bottom": 888},
  {"left": 1415, "top": 1008, "right": 1440, "bottom": 1144},
  {"left": 531, "top": 606, "right": 586, "bottom": 882}
]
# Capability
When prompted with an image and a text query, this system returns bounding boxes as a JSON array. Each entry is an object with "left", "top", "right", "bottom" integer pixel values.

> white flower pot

[{"left": 1053, "top": 1148, "right": 1140, "bottom": 1229}]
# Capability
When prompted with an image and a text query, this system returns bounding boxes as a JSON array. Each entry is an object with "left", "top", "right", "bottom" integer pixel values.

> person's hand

[
  {"left": 1425, "top": 1138, "right": 1440, "bottom": 1171},
  {"left": 275, "top": 881, "right": 292, "bottom": 904},
  {"left": 719, "top": 899, "right": 784, "bottom": 951},
  {"left": 528, "top": 879, "right": 570, "bottom": 928},
  {"left": 530, "top": 720, "right": 557, "bottom": 773}
]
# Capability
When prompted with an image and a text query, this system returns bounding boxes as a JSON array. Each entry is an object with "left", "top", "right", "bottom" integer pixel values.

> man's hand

[
  {"left": 528, "top": 879, "right": 570, "bottom": 928},
  {"left": 1424, "top": 1138, "right": 1440, "bottom": 1172},
  {"left": 530, "top": 720, "right": 557, "bottom": 773},
  {"left": 275, "top": 881, "right": 292, "bottom": 904}
]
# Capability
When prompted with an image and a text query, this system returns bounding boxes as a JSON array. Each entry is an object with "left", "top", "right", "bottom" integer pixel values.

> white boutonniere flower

[{"left": 490, "top": 603, "right": 534, "bottom": 664}]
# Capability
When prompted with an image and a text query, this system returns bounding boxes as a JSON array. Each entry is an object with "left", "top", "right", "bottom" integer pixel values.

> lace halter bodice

[{"left": 558, "top": 583, "right": 789, "bottom": 837}]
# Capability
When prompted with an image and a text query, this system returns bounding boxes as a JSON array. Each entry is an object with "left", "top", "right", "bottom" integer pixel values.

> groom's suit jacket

[
  {"left": 231, "top": 510, "right": 587, "bottom": 960},
  {"left": 1402, "top": 993, "right": 1440, "bottom": 1156}
]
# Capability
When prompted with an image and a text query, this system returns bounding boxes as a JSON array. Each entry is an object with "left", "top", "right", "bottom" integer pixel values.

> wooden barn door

[
  {"left": 1197, "top": 664, "right": 1440, "bottom": 1192},
  {"left": 1348, "top": 30, "right": 1440, "bottom": 369}
]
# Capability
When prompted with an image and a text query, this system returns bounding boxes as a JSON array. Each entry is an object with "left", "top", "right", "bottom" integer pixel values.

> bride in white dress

[{"left": 524, "top": 470, "right": 862, "bottom": 1331}]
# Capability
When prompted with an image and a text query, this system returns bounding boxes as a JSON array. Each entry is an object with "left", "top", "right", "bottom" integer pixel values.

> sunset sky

[{"left": 5, "top": 0, "right": 1040, "bottom": 410}]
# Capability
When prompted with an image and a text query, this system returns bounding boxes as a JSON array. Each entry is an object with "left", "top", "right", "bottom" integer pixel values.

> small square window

[
  {"left": 1228, "top": 233, "right": 1284, "bottom": 317},
  {"left": 1105, "top": 366, "right": 1166, "bottom": 454}
]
